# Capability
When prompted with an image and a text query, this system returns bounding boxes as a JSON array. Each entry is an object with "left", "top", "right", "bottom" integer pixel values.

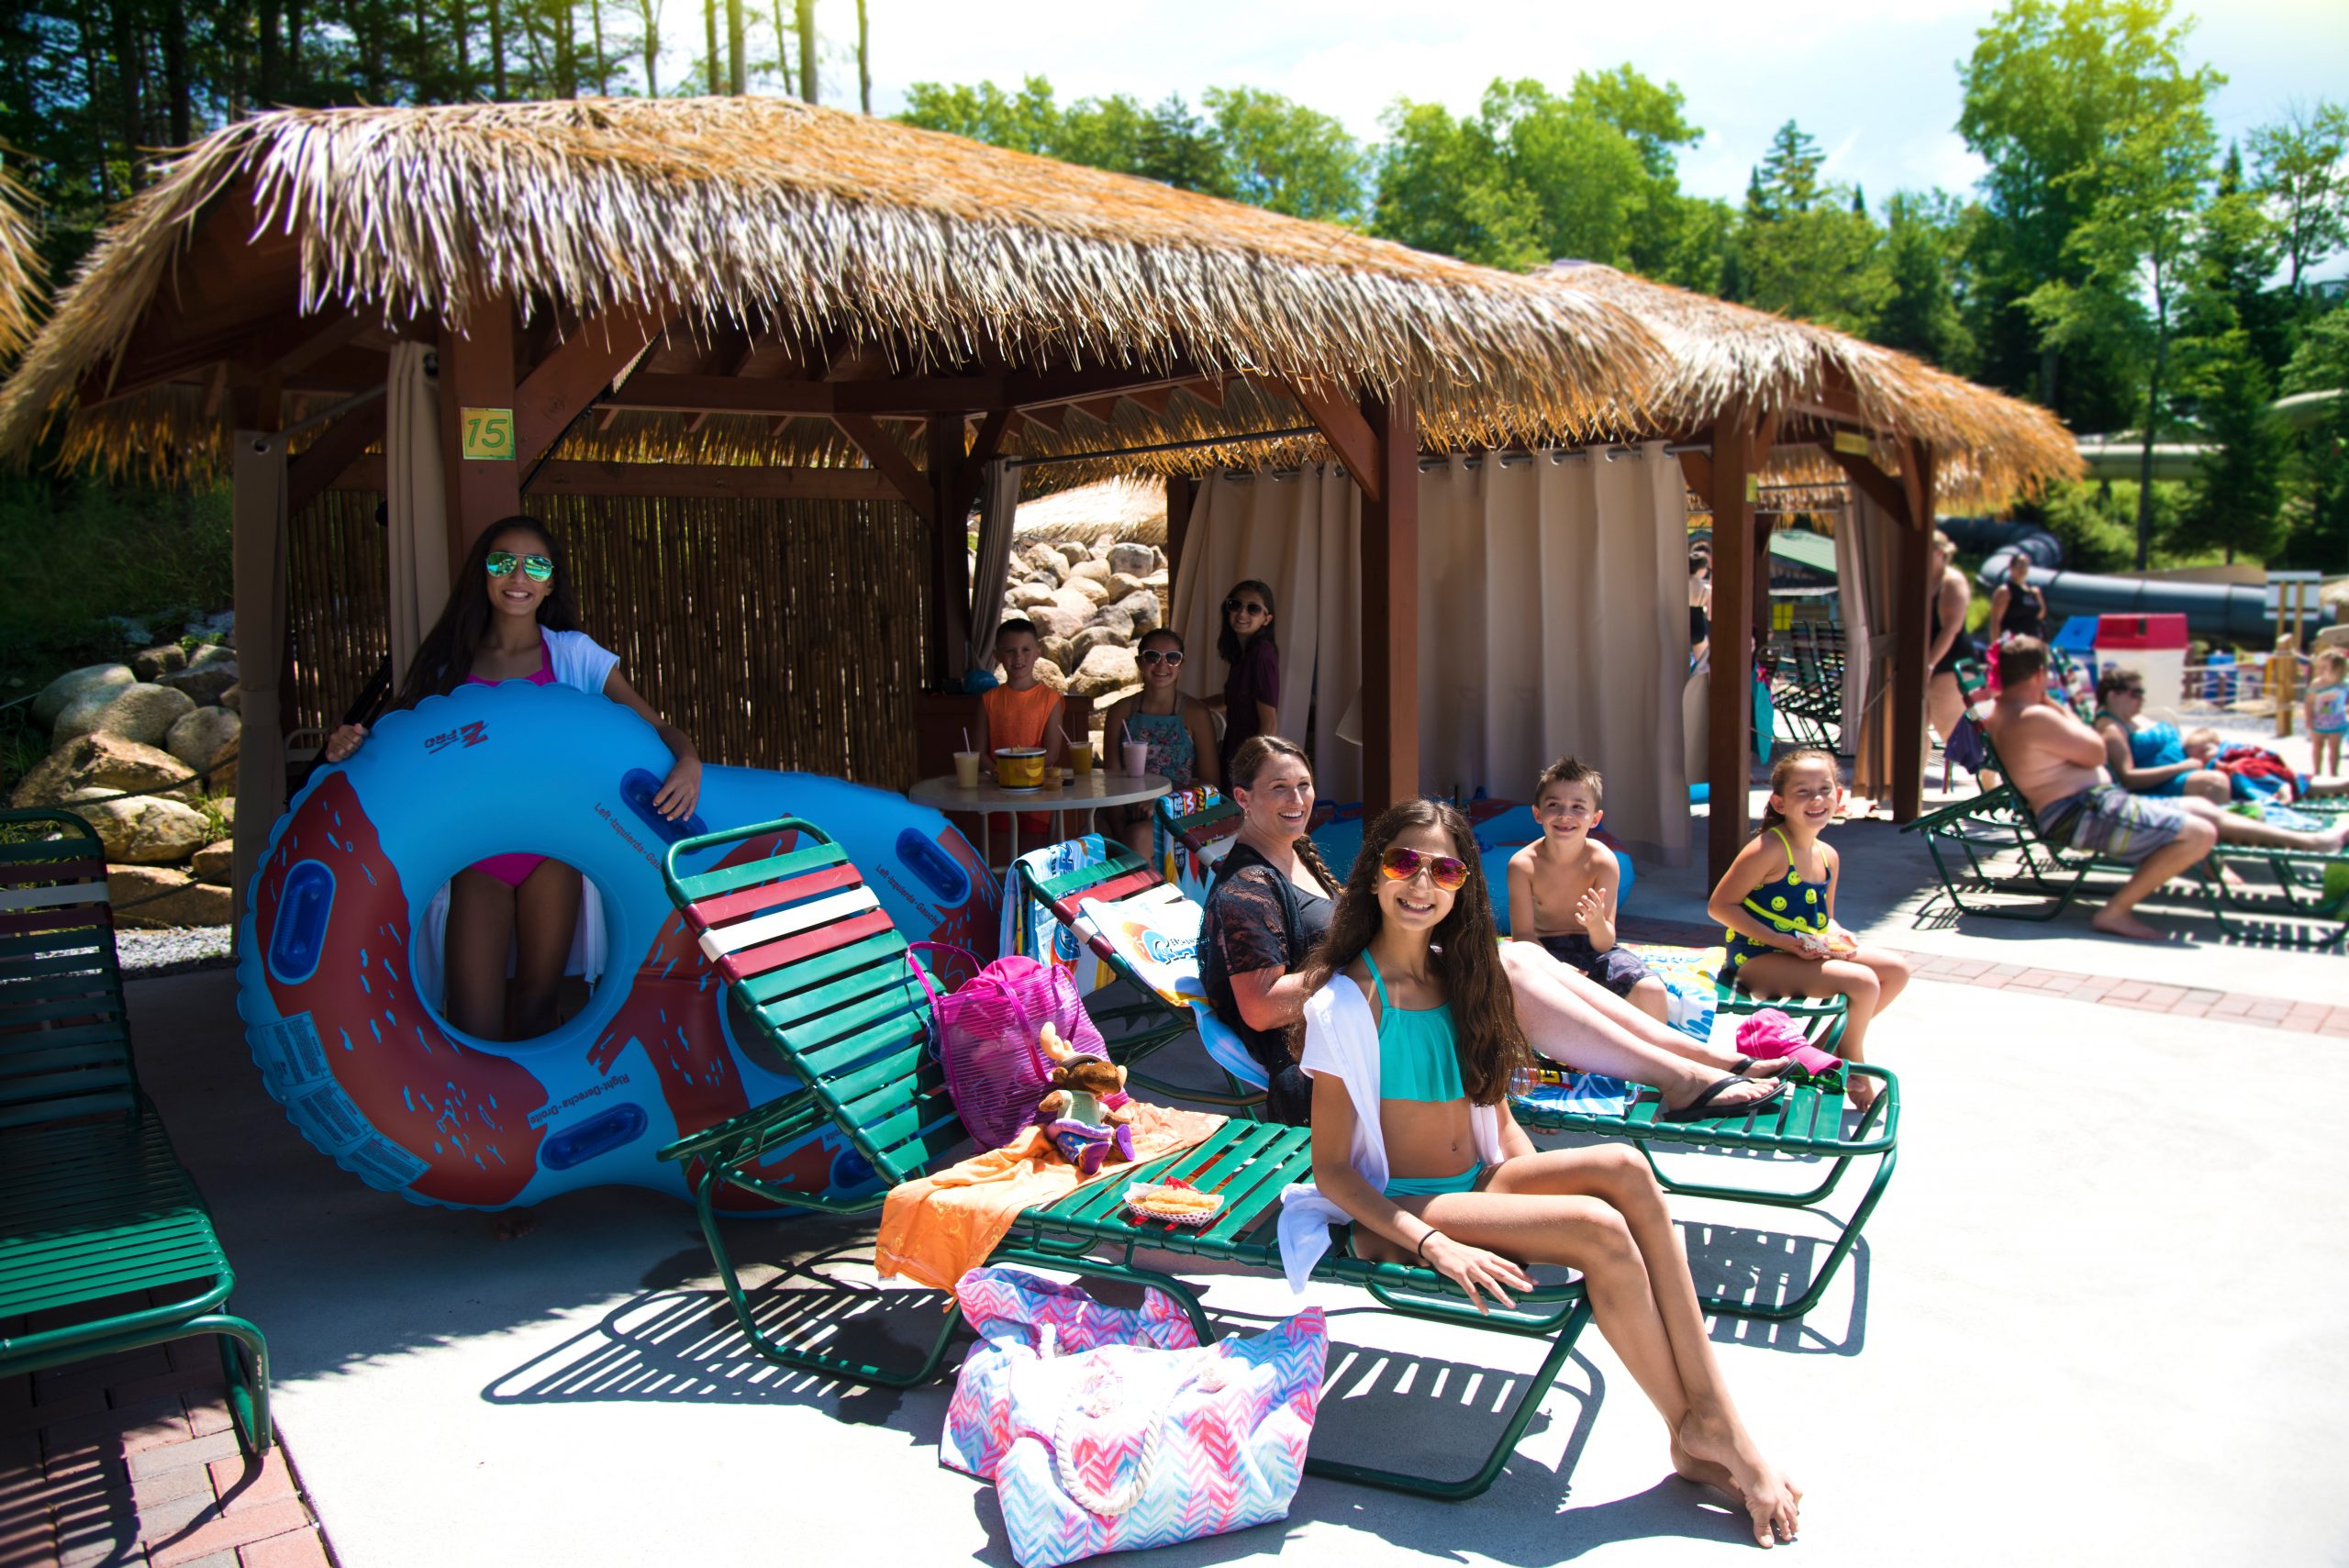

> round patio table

[{"left": 907, "top": 770, "right": 1173, "bottom": 870}]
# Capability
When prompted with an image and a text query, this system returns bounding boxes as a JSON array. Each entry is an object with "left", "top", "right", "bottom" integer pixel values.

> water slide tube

[
  {"left": 236, "top": 681, "right": 996, "bottom": 1212},
  {"left": 1974, "top": 539, "right": 2331, "bottom": 642}
]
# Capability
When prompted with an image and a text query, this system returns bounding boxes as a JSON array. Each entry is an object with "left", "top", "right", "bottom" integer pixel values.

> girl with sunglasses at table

[
  {"left": 1284, "top": 798, "right": 1802, "bottom": 1550},
  {"left": 1099, "top": 628, "right": 1219, "bottom": 854},
  {"left": 323, "top": 516, "right": 701, "bottom": 1044},
  {"left": 1211, "top": 578, "right": 1280, "bottom": 776}
]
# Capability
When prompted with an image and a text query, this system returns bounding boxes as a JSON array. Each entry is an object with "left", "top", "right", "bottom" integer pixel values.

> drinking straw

[{"left": 963, "top": 727, "right": 972, "bottom": 752}]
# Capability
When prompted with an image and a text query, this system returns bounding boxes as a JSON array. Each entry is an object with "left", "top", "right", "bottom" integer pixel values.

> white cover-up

[{"left": 1275, "top": 977, "right": 1505, "bottom": 1291}]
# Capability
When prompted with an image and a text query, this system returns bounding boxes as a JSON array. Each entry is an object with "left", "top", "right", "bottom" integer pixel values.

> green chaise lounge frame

[
  {"left": 655, "top": 815, "right": 1588, "bottom": 1500},
  {"left": 0, "top": 810, "right": 271, "bottom": 1454}
]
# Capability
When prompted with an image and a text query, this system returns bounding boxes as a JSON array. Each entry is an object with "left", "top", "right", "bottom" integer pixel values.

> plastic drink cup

[
  {"left": 1069, "top": 741, "right": 1094, "bottom": 776},
  {"left": 1123, "top": 739, "right": 1150, "bottom": 776},
  {"left": 993, "top": 747, "right": 1047, "bottom": 789},
  {"left": 952, "top": 751, "right": 982, "bottom": 789}
]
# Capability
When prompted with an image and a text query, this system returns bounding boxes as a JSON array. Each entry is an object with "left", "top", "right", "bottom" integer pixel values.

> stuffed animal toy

[{"left": 1033, "top": 1029, "right": 1136, "bottom": 1176}]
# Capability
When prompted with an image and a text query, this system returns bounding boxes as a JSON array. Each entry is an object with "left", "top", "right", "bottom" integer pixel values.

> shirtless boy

[
  {"left": 1989, "top": 635, "right": 2348, "bottom": 939},
  {"left": 1508, "top": 758, "right": 1671, "bottom": 1020}
]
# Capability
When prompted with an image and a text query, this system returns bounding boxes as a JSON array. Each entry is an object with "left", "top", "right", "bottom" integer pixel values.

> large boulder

[
  {"left": 1067, "top": 645, "right": 1141, "bottom": 700},
  {"left": 191, "top": 839, "right": 236, "bottom": 883},
  {"left": 1111, "top": 589, "right": 1162, "bottom": 637},
  {"left": 1061, "top": 575, "right": 1112, "bottom": 607},
  {"left": 1083, "top": 606, "right": 1136, "bottom": 645},
  {"left": 31, "top": 664, "right": 135, "bottom": 729},
  {"left": 1108, "top": 542, "right": 1158, "bottom": 578},
  {"left": 105, "top": 864, "right": 233, "bottom": 929},
  {"left": 65, "top": 791, "right": 211, "bottom": 863},
  {"left": 132, "top": 644, "right": 188, "bottom": 682},
  {"left": 1105, "top": 572, "right": 1152, "bottom": 601},
  {"left": 1031, "top": 658, "right": 1070, "bottom": 695},
  {"left": 1007, "top": 582, "right": 1059, "bottom": 611},
  {"left": 164, "top": 706, "right": 241, "bottom": 779},
  {"left": 1039, "top": 634, "right": 1077, "bottom": 673},
  {"left": 1069, "top": 557, "right": 1114, "bottom": 585},
  {"left": 1053, "top": 542, "right": 1088, "bottom": 567},
  {"left": 158, "top": 660, "right": 239, "bottom": 706},
  {"left": 54, "top": 683, "right": 197, "bottom": 748},
  {"left": 10, "top": 733, "right": 198, "bottom": 810},
  {"left": 219, "top": 684, "right": 244, "bottom": 714},
  {"left": 188, "top": 643, "right": 236, "bottom": 670},
  {"left": 1026, "top": 603, "right": 1085, "bottom": 641}
]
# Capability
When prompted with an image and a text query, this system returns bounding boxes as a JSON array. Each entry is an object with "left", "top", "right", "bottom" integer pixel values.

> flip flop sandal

[{"left": 1658, "top": 1075, "right": 1787, "bottom": 1124}]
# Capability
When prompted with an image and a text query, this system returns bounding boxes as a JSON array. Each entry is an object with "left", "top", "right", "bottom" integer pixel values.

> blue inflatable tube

[{"left": 236, "top": 682, "right": 996, "bottom": 1212}]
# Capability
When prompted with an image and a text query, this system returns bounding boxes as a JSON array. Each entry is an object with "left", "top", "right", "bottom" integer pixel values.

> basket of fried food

[{"left": 1122, "top": 1176, "right": 1224, "bottom": 1229}]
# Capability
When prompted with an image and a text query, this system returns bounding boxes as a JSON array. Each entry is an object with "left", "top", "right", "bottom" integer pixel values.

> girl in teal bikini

[
  {"left": 1707, "top": 748, "right": 1909, "bottom": 1113},
  {"left": 1295, "top": 799, "right": 1800, "bottom": 1549}
]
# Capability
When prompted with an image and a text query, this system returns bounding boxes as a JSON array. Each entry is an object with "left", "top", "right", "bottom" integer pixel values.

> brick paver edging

[
  {"left": 1, "top": 1297, "right": 333, "bottom": 1568},
  {"left": 1617, "top": 917, "right": 2349, "bottom": 1037}
]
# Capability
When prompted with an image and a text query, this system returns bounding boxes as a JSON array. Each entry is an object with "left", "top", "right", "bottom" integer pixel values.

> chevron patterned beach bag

[{"left": 988, "top": 1307, "right": 1328, "bottom": 1566}]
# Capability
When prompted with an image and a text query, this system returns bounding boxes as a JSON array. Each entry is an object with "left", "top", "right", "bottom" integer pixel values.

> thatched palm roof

[
  {"left": 1537, "top": 261, "right": 2081, "bottom": 506},
  {"left": 0, "top": 96, "right": 1668, "bottom": 470},
  {"left": 0, "top": 161, "right": 43, "bottom": 362}
]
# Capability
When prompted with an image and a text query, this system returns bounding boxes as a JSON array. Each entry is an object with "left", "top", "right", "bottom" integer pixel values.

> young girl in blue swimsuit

[
  {"left": 1707, "top": 748, "right": 1909, "bottom": 1113},
  {"left": 1296, "top": 799, "right": 1800, "bottom": 1549}
]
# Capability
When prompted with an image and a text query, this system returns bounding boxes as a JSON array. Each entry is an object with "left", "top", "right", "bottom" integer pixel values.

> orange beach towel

[{"left": 875, "top": 1101, "right": 1225, "bottom": 1293}]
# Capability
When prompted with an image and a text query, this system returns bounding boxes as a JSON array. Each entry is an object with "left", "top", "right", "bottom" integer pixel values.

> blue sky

[{"left": 810, "top": 0, "right": 2348, "bottom": 219}]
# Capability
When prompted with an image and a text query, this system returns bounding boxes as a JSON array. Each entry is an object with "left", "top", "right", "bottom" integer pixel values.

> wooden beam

[
  {"left": 515, "top": 305, "right": 666, "bottom": 466},
  {"left": 336, "top": 454, "right": 903, "bottom": 501},
  {"left": 605, "top": 372, "right": 1008, "bottom": 417},
  {"left": 286, "top": 402, "right": 386, "bottom": 514},
  {"left": 438, "top": 296, "right": 521, "bottom": 570},
  {"left": 1747, "top": 408, "right": 1782, "bottom": 473},
  {"left": 1676, "top": 448, "right": 1711, "bottom": 498},
  {"left": 1283, "top": 377, "right": 1385, "bottom": 505},
  {"left": 1821, "top": 442, "right": 1912, "bottom": 527},
  {"left": 1165, "top": 475, "right": 1196, "bottom": 604},
  {"left": 928, "top": 416, "right": 972, "bottom": 686},
  {"left": 1707, "top": 405, "right": 1756, "bottom": 884},
  {"left": 1126, "top": 386, "right": 1174, "bottom": 417},
  {"left": 236, "top": 311, "right": 367, "bottom": 382},
  {"left": 1891, "top": 439, "right": 1935, "bottom": 823},
  {"left": 1020, "top": 406, "right": 1066, "bottom": 437},
  {"left": 1358, "top": 388, "right": 1419, "bottom": 813},
  {"left": 1064, "top": 395, "right": 1125, "bottom": 428},
  {"left": 833, "top": 413, "right": 936, "bottom": 526}
]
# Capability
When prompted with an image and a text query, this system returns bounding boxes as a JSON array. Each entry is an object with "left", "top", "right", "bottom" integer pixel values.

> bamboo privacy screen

[{"left": 286, "top": 488, "right": 930, "bottom": 788}]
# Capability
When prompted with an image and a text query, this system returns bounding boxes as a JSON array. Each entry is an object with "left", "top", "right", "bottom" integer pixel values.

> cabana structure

[
  {"left": 0, "top": 97, "right": 1665, "bottom": 903},
  {"left": 1535, "top": 262, "right": 2082, "bottom": 877},
  {"left": 0, "top": 162, "right": 42, "bottom": 361}
]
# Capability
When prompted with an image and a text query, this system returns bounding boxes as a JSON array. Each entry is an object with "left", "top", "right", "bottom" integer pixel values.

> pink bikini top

[{"left": 465, "top": 639, "right": 554, "bottom": 688}]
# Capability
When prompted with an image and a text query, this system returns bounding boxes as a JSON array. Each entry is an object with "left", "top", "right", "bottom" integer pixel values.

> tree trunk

[
  {"left": 488, "top": 0, "right": 507, "bottom": 97},
  {"left": 637, "top": 0, "right": 658, "bottom": 94},
  {"left": 855, "top": 0, "right": 868, "bottom": 112},
  {"left": 2038, "top": 343, "right": 2059, "bottom": 414},
  {"left": 795, "top": 0, "right": 814, "bottom": 103},
  {"left": 285, "top": 0, "right": 304, "bottom": 91},
  {"left": 163, "top": 0, "right": 189, "bottom": 146},
  {"left": 771, "top": 0, "right": 790, "bottom": 89},
  {"left": 555, "top": 0, "right": 576, "bottom": 96},
  {"left": 726, "top": 0, "right": 744, "bottom": 94},
  {"left": 591, "top": 0, "right": 607, "bottom": 93},
  {"left": 111, "top": 0, "right": 145, "bottom": 186},
  {"left": 450, "top": 0, "right": 471, "bottom": 98},
  {"left": 2134, "top": 308, "right": 2169, "bottom": 572},
  {"left": 703, "top": 0, "right": 718, "bottom": 95}
]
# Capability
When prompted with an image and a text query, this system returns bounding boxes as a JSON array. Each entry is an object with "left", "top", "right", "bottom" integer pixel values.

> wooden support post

[
  {"left": 1707, "top": 404, "right": 1756, "bottom": 884},
  {"left": 1891, "top": 439, "right": 1935, "bottom": 821},
  {"left": 1164, "top": 475, "right": 1196, "bottom": 604},
  {"left": 438, "top": 298, "right": 520, "bottom": 573},
  {"left": 928, "top": 416, "right": 972, "bottom": 688},
  {"left": 1357, "top": 389, "right": 1419, "bottom": 813}
]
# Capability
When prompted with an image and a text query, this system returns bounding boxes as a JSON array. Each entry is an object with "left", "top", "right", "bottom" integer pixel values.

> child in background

[
  {"left": 1213, "top": 579, "right": 1281, "bottom": 776},
  {"left": 977, "top": 619, "right": 1068, "bottom": 843},
  {"left": 1706, "top": 748, "right": 1909, "bottom": 1113},
  {"left": 1506, "top": 758, "right": 1668, "bottom": 1022},
  {"left": 2306, "top": 650, "right": 2347, "bottom": 776},
  {"left": 1101, "top": 628, "right": 1219, "bottom": 854}
]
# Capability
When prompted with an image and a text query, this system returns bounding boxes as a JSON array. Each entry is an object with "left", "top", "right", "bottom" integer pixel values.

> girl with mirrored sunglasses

[{"left": 1100, "top": 628, "right": 1219, "bottom": 853}]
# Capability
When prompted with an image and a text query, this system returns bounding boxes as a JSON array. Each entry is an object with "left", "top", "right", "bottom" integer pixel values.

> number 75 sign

[{"left": 462, "top": 406, "right": 516, "bottom": 461}]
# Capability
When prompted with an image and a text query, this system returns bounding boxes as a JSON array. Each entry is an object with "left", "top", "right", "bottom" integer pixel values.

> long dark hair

[
  {"left": 1293, "top": 798, "right": 1529, "bottom": 1106},
  {"left": 1759, "top": 748, "right": 1838, "bottom": 833},
  {"left": 392, "top": 516, "right": 583, "bottom": 709},
  {"left": 1216, "top": 578, "right": 1278, "bottom": 665},
  {"left": 1227, "top": 735, "right": 1341, "bottom": 900}
]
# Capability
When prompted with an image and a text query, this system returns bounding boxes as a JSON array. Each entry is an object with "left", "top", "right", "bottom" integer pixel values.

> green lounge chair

[
  {"left": 0, "top": 810, "right": 271, "bottom": 1453},
  {"left": 657, "top": 815, "right": 1588, "bottom": 1500}
]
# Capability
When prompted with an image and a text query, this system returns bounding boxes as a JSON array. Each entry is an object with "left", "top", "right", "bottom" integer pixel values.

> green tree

[
  {"left": 1370, "top": 98, "right": 1542, "bottom": 269},
  {"left": 1130, "top": 95, "right": 1233, "bottom": 196},
  {"left": 1874, "top": 190, "right": 1976, "bottom": 372},
  {"left": 1201, "top": 86, "right": 1367, "bottom": 225},
  {"left": 2280, "top": 306, "right": 2349, "bottom": 570},
  {"left": 1957, "top": 0, "right": 2221, "bottom": 428},
  {"left": 898, "top": 75, "right": 1062, "bottom": 154},
  {"left": 2247, "top": 101, "right": 2349, "bottom": 310},
  {"left": 1737, "top": 119, "right": 1889, "bottom": 332}
]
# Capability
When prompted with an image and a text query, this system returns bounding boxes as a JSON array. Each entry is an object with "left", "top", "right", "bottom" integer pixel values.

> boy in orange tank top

[{"left": 977, "top": 620, "right": 1070, "bottom": 841}]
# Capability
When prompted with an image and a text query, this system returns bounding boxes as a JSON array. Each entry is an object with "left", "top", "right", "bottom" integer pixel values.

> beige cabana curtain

[
  {"left": 228, "top": 435, "right": 288, "bottom": 930},
  {"left": 384, "top": 342, "right": 450, "bottom": 680},
  {"left": 966, "top": 458, "right": 1021, "bottom": 670},
  {"left": 1173, "top": 449, "right": 1690, "bottom": 862},
  {"left": 1836, "top": 490, "right": 1898, "bottom": 799}
]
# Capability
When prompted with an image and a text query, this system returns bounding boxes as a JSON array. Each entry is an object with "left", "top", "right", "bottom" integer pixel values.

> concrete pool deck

[{"left": 11, "top": 783, "right": 2349, "bottom": 1566}]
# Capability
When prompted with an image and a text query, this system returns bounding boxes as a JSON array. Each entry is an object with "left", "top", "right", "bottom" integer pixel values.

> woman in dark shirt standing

[
  {"left": 1200, "top": 735, "right": 1338, "bottom": 1124},
  {"left": 1985, "top": 551, "right": 2047, "bottom": 642},
  {"left": 1214, "top": 579, "right": 1281, "bottom": 776}
]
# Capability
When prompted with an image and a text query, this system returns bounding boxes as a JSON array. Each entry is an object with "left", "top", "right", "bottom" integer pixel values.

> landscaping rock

[
  {"left": 1084, "top": 605, "right": 1137, "bottom": 644},
  {"left": 105, "top": 864, "right": 234, "bottom": 929},
  {"left": 31, "top": 663, "right": 135, "bottom": 728},
  {"left": 1062, "top": 575, "right": 1112, "bottom": 606},
  {"left": 1069, "top": 558, "right": 1113, "bottom": 585},
  {"left": 1054, "top": 542, "right": 1088, "bottom": 567},
  {"left": 132, "top": 644, "right": 189, "bottom": 681},
  {"left": 158, "top": 660, "right": 239, "bottom": 706},
  {"left": 1105, "top": 572, "right": 1152, "bottom": 600},
  {"left": 164, "top": 707, "right": 241, "bottom": 778},
  {"left": 1026, "top": 604, "right": 1085, "bottom": 641},
  {"left": 215, "top": 795, "right": 235, "bottom": 828},
  {"left": 185, "top": 610, "right": 235, "bottom": 647},
  {"left": 1067, "top": 645, "right": 1141, "bottom": 700},
  {"left": 1111, "top": 589, "right": 1162, "bottom": 637},
  {"left": 192, "top": 840, "right": 236, "bottom": 883},
  {"left": 55, "top": 683, "right": 196, "bottom": 747},
  {"left": 65, "top": 791, "right": 211, "bottom": 863},
  {"left": 1108, "top": 543, "right": 1158, "bottom": 578},
  {"left": 1031, "top": 658, "right": 1069, "bottom": 694},
  {"left": 187, "top": 643, "right": 237, "bottom": 670},
  {"left": 9, "top": 733, "right": 198, "bottom": 811},
  {"left": 1039, "top": 634, "right": 1077, "bottom": 673},
  {"left": 1008, "top": 582, "right": 1059, "bottom": 611},
  {"left": 219, "top": 684, "right": 243, "bottom": 714}
]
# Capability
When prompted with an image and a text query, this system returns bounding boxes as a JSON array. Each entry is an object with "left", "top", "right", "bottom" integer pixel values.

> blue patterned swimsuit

[{"left": 1720, "top": 828, "right": 1831, "bottom": 985}]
